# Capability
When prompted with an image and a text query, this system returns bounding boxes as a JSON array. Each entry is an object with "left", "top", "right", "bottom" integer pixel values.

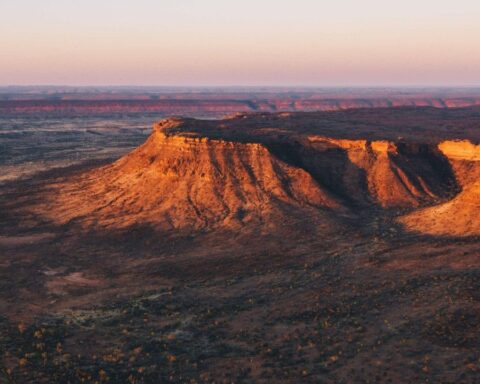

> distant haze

[{"left": 1, "top": 0, "right": 480, "bottom": 86}]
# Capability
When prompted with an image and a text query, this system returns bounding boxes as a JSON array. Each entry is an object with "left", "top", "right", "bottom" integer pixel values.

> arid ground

[{"left": 1, "top": 98, "right": 480, "bottom": 383}]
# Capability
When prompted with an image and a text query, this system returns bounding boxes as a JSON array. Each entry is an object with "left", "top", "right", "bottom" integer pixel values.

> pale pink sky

[{"left": 1, "top": 0, "right": 480, "bottom": 86}]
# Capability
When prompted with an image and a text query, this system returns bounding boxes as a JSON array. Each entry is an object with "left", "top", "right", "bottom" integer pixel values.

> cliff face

[
  {"left": 297, "top": 138, "right": 454, "bottom": 208},
  {"left": 399, "top": 140, "right": 480, "bottom": 236},
  {"left": 34, "top": 114, "right": 480, "bottom": 237},
  {"left": 437, "top": 140, "right": 480, "bottom": 186},
  {"left": 439, "top": 140, "right": 480, "bottom": 161},
  {"left": 399, "top": 181, "right": 480, "bottom": 237}
]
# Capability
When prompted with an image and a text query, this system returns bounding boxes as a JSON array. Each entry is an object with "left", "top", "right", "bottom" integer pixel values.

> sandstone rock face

[
  {"left": 304, "top": 137, "right": 453, "bottom": 208},
  {"left": 33, "top": 113, "right": 480, "bottom": 237},
  {"left": 37, "top": 119, "right": 343, "bottom": 232},
  {"left": 399, "top": 140, "right": 480, "bottom": 236},
  {"left": 437, "top": 140, "right": 480, "bottom": 186},
  {"left": 439, "top": 140, "right": 480, "bottom": 162},
  {"left": 399, "top": 181, "right": 480, "bottom": 237}
]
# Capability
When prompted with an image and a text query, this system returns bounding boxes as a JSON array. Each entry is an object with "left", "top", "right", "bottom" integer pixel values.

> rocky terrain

[
  {"left": 1, "top": 107, "right": 480, "bottom": 383},
  {"left": 3, "top": 96, "right": 480, "bottom": 116}
]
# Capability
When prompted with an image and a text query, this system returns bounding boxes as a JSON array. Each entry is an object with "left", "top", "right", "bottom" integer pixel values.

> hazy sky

[{"left": 1, "top": 0, "right": 480, "bottom": 86}]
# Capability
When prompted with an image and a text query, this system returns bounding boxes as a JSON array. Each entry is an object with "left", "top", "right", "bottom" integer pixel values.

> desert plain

[{"left": 1, "top": 89, "right": 480, "bottom": 383}]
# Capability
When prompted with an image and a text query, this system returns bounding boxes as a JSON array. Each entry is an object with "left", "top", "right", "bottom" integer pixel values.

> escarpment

[
  {"left": 267, "top": 137, "right": 455, "bottom": 208},
  {"left": 399, "top": 181, "right": 480, "bottom": 237},
  {"left": 34, "top": 112, "right": 480, "bottom": 236},
  {"left": 437, "top": 140, "right": 480, "bottom": 186},
  {"left": 36, "top": 119, "right": 344, "bottom": 231},
  {"left": 3, "top": 96, "right": 480, "bottom": 115},
  {"left": 399, "top": 140, "right": 480, "bottom": 236}
]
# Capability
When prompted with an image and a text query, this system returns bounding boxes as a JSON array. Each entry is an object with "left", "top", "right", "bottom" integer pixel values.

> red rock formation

[
  {"left": 305, "top": 137, "right": 450, "bottom": 208},
  {"left": 28, "top": 111, "right": 480, "bottom": 237},
  {"left": 400, "top": 140, "right": 480, "bottom": 236},
  {"left": 36, "top": 118, "right": 343, "bottom": 232}
]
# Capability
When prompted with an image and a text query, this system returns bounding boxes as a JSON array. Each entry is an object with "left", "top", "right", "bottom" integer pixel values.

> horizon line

[{"left": 2, "top": 84, "right": 480, "bottom": 89}]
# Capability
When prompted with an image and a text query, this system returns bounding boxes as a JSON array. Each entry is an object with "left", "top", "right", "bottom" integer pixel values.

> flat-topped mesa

[
  {"left": 32, "top": 111, "right": 480, "bottom": 235},
  {"left": 39, "top": 117, "right": 345, "bottom": 232},
  {"left": 162, "top": 125, "right": 450, "bottom": 210},
  {"left": 151, "top": 117, "right": 240, "bottom": 143}
]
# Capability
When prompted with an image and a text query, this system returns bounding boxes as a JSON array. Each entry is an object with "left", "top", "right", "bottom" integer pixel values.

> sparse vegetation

[{"left": 1, "top": 108, "right": 480, "bottom": 382}]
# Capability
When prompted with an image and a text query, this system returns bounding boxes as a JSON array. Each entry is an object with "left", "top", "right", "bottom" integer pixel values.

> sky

[{"left": 1, "top": 0, "right": 480, "bottom": 86}]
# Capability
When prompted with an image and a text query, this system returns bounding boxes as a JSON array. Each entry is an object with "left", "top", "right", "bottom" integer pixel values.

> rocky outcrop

[
  {"left": 34, "top": 114, "right": 479, "bottom": 237},
  {"left": 277, "top": 137, "right": 455, "bottom": 208},
  {"left": 399, "top": 140, "right": 480, "bottom": 236},
  {"left": 437, "top": 140, "right": 480, "bottom": 186},
  {"left": 37, "top": 119, "right": 343, "bottom": 231},
  {"left": 399, "top": 181, "right": 480, "bottom": 237},
  {"left": 439, "top": 140, "right": 480, "bottom": 161}
]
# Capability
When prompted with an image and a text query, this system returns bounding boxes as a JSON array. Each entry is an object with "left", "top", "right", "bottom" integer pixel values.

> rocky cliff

[
  {"left": 33, "top": 110, "right": 480, "bottom": 236},
  {"left": 37, "top": 119, "right": 344, "bottom": 232},
  {"left": 399, "top": 140, "right": 480, "bottom": 236}
]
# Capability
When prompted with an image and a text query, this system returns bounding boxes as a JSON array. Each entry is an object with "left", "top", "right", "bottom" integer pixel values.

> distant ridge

[{"left": 3, "top": 93, "right": 480, "bottom": 116}]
